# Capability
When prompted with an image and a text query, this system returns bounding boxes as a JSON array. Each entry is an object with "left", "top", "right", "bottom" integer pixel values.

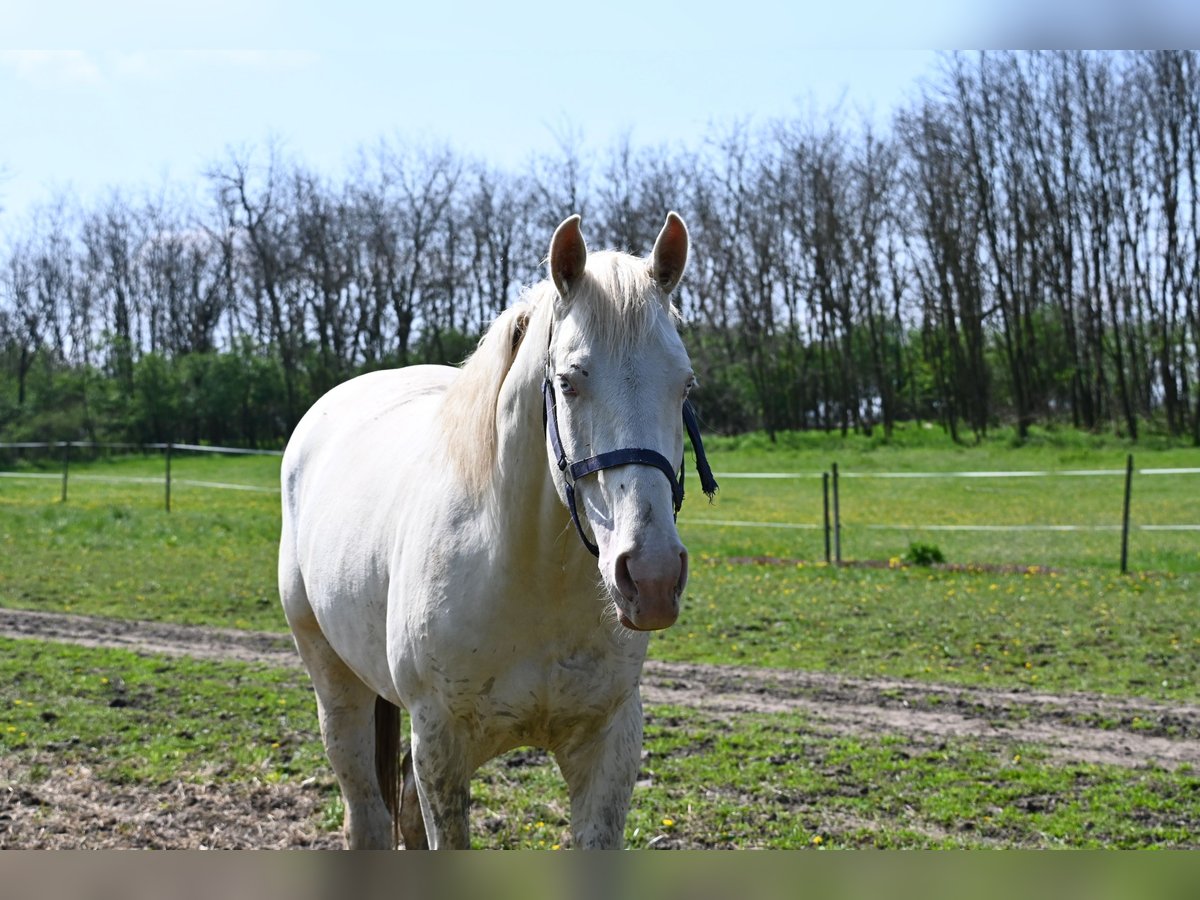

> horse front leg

[
  {"left": 554, "top": 694, "right": 643, "bottom": 849},
  {"left": 407, "top": 712, "right": 473, "bottom": 849}
]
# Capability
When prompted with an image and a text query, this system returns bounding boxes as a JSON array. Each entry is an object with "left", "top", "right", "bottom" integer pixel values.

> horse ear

[
  {"left": 549, "top": 214, "right": 588, "bottom": 299},
  {"left": 651, "top": 211, "right": 689, "bottom": 296}
]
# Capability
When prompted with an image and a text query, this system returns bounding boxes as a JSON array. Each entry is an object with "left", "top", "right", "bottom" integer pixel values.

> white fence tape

[
  {"left": 0, "top": 441, "right": 282, "bottom": 456},
  {"left": 0, "top": 471, "right": 277, "bottom": 492},
  {"left": 680, "top": 517, "right": 1200, "bottom": 533},
  {"left": 159, "top": 443, "right": 283, "bottom": 457},
  {"left": 716, "top": 468, "right": 1200, "bottom": 479},
  {"left": 678, "top": 518, "right": 822, "bottom": 530},
  {"left": 171, "top": 479, "right": 278, "bottom": 493}
]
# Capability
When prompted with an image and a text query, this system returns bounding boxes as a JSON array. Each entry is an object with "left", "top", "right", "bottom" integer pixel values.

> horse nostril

[
  {"left": 677, "top": 548, "right": 689, "bottom": 595},
  {"left": 615, "top": 552, "right": 637, "bottom": 600}
]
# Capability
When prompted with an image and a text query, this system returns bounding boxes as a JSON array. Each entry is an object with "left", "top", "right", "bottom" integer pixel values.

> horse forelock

[
  {"left": 440, "top": 249, "right": 680, "bottom": 500},
  {"left": 565, "top": 251, "right": 681, "bottom": 355}
]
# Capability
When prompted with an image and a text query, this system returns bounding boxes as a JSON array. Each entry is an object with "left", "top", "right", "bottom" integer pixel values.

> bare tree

[
  {"left": 1, "top": 239, "right": 40, "bottom": 407},
  {"left": 208, "top": 144, "right": 305, "bottom": 429}
]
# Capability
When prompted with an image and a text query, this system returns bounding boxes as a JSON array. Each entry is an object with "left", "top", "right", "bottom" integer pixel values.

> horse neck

[{"left": 491, "top": 346, "right": 590, "bottom": 571}]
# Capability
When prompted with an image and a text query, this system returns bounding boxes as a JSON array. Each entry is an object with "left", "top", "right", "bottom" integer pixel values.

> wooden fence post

[
  {"left": 832, "top": 462, "right": 841, "bottom": 566},
  {"left": 1120, "top": 453, "right": 1133, "bottom": 574},
  {"left": 60, "top": 442, "right": 69, "bottom": 503},
  {"left": 165, "top": 442, "right": 173, "bottom": 513},
  {"left": 823, "top": 471, "right": 831, "bottom": 564}
]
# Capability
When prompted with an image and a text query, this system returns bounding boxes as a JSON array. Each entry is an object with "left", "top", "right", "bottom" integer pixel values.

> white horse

[{"left": 279, "top": 212, "right": 716, "bottom": 849}]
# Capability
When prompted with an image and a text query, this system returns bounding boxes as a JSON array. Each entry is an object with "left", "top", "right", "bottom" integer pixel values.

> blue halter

[{"left": 542, "top": 368, "right": 718, "bottom": 557}]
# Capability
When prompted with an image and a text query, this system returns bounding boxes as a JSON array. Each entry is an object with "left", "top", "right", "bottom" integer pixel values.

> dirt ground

[{"left": 2, "top": 607, "right": 1198, "bottom": 848}]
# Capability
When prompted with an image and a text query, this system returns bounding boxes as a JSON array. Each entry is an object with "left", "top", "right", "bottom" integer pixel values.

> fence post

[
  {"left": 1120, "top": 453, "right": 1133, "bottom": 574},
  {"left": 832, "top": 462, "right": 841, "bottom": 566},
  {"left": 822, "top": 471, "right": 831, "bottom": 564},
  {"left": 60, "top": 442, "right": 70, "bottom": 503},
  {"left": 165, "top": 442, "right": 173, "bottom": 513}
]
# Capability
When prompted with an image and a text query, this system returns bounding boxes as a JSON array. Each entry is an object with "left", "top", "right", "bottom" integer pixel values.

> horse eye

[
  {"left": 684, "top": 377, "right": 696, "bottom": 398},
  {"left": 558, "top": 375, "right": 578, "bottom": 397}
]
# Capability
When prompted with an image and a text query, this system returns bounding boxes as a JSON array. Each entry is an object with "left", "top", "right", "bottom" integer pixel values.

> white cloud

[
  {"left": 0, "top": 50, "right": 103, "bottom": 87},
  {"left": 183, "top": 50, "right": 320, "bottom": 70},
  {"left": 110, "top": 49, "right": 320, "bottom": 80},
  {"left": 1, "top": 49, "right": 319, "bottom": 89}
]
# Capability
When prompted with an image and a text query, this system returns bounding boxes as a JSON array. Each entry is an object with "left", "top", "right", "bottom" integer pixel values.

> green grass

[
  {"left": 0, "top": 452, "right": 283, "bottom": 629},
  {"left": 650, "top": 563, "right": 1199, "bottom": 701},
  {"left": 680, "top": 471, "right": 1199, "bottom": 573},
  {"left": 1, "top": 433, "right": 1197, "bottom": 847},
  {"left": 0, "top": 440, "right": 1197, "bottom": 699},
  {"left": 2, "top": 638, "right": 1196, "bottom": 849},
  {"left": 0, "top": 637, "right": 323, "bottom": 787},
  {"left": 700, "top": 419, "right": 1197, "bottom": 468},
  {"left": 628, "top": 707, "right": 1199, "bottom": 849},
  {"left": 474, "top": 704, "right": 1200, "bottom": 849},
  {"left": 684, "top": 424, "right": 1200, "bottom": 572}
]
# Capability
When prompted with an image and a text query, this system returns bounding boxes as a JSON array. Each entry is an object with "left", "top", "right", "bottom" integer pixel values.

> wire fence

[
  {"left": 0, "top": 441, "right": 283, "bottom": 510},
  {"left": 2, "top": 441, "right": 1197, "bottom": 572},
  {"left": 682, "top": 458, "right": 1200, "bottom": 573}
]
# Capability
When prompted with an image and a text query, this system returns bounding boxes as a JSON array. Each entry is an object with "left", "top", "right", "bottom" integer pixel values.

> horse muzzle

[{"left": 612, "top": 544, "right": 689, "bottom": 631}]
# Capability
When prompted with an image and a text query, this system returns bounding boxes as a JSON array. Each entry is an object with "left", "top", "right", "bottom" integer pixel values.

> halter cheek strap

[{"left": 542, "top": 375, "right": 718, "bottom": 557}]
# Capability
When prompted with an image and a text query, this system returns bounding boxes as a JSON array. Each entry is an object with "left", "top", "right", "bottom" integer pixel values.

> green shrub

[{"left": 903, "top": 541, "right": 945, "bottom": 566}]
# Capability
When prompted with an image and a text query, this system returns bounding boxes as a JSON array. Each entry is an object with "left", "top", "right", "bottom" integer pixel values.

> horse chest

[{"left": 412, "top": 642, "right": 643, "bottom": 755}]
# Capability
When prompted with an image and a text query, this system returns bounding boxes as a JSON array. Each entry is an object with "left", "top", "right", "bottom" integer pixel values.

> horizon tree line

[{"left": 1, "top": 50, "right": 1197, "bottom": 448}]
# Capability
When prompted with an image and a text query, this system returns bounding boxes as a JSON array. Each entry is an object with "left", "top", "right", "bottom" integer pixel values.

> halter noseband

[{"left": 542, "top": 360, "right": 718, "bottom": 557}]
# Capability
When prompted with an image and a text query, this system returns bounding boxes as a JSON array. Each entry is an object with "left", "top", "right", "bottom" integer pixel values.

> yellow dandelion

[{"left": 662, "top": 817, "right": 675, "bottom": 827}]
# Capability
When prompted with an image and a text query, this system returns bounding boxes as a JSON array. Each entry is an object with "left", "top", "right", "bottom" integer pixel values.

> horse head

[{"left": 543, "top": 212, "right": 708, "bottom": 631}]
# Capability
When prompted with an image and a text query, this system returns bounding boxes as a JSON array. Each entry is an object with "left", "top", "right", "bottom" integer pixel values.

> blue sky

[{"left": 3, "top": 1, "right": 1199, "bottom": 223}]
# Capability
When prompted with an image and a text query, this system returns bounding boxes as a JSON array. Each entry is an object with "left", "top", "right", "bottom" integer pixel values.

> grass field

[
  {"left": 687, "top": 425, "right": 1200, "bottom": 573},
  {"left": 1, "top": 430, "right": 1198, "bottom": 847},
  {"left": 2, "top": 637, "right": 1195, "bottom": 848}
]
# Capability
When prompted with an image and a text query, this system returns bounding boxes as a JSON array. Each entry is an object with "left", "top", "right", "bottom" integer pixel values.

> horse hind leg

[
  {"left": 399, "top": 748, "right": 429, "bottom": 849},
  {"left": 297, "top": 632, "right": 398, "bottom": 847},
  {"left": 280, "top": 572, "right": 395, "bottom": 847},
  {"left": 374, "top": 699, "right": 429, "bottom": 849}
]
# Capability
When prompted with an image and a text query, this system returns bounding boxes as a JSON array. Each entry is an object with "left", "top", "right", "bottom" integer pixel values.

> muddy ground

[{"left": 2, "top": 607, "right": 1197, "bottom": 848}]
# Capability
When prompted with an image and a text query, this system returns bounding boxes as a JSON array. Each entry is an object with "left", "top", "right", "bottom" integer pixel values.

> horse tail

[{"left": 375, "top": 695, "right": 402, "bottom": 849}]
